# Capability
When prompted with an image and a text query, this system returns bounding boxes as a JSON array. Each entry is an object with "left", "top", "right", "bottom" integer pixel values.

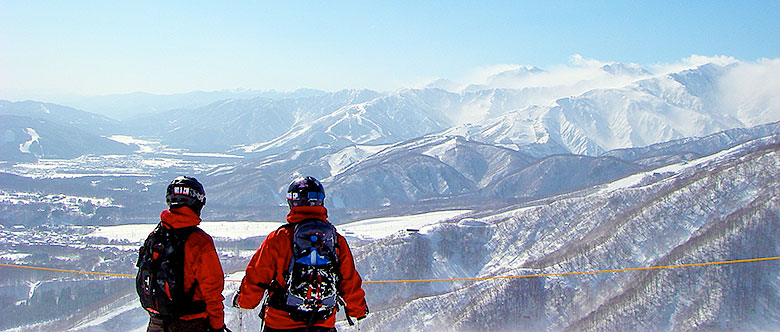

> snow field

[{"left": 85, "top": 209, "right": 473, "bottom": 245}]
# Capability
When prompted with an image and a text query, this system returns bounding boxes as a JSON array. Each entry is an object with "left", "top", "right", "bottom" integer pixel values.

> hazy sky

[{"left": 1, "top": 1, "right": 778, "bottom": 97}]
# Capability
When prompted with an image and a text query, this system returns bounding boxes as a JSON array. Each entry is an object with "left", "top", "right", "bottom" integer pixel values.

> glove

[
  {"left": 347, "top": 305, "right": 368, "bottom": 325},
  {"left": 357, "top": 305, "right": 369, "bottom": 321},
  {"left": 231, "top": 290, "right": 240, "bottom": 308},
  {"left": 207, "top": 325, "right": 231, "bottom": 332}
]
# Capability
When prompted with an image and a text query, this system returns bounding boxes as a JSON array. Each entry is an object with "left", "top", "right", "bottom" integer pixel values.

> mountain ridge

[{"left": 352, "top": 133, "right": 780, "bottom": 332}]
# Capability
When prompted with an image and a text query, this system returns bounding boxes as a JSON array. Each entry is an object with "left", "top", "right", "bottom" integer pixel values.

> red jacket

[
  {"left": 159, "top": 207, "right": 225, "bottom": 329},
  {"left": 237, "top": 206, "right": 368, "bottom": 329}
]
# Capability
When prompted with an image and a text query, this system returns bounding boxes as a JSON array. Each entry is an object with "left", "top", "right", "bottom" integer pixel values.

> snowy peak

[
  {"left": 235, "top": 89, "right": 453, "bottom": 155},
  {"left": 484, "top": 65, "right": 545, "bottom": 84},
  {"left": 668, "top": 62, "right": 732, "bottom": 98},
  {"left": 601, "top": 62, "right": 652, "bottom": 76},
  {"left": 128, "top": 89, "right": 383, "bottom": 152},
  {"left": 99, "top": 59, "right": 780, "bottom": 159},
  {"left": 324, "top": 135, "right": 538, "bottom": 209},
  {"left": 424, "top": 78, "right": 462, "bottom": 91},
  {"left": 325, "top": 143, "right": 392, "bottom": 176},
  {"left": 449, "top": 62, "right": 780, "bottom": 156}
]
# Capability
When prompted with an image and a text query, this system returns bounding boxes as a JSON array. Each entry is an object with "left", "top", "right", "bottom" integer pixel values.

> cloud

[
  {"left": 718, "top": 58, "right": 780, "bottom": 126},
  {"left": 426, "top": 54, "right": 779, "bottom": 127},
  {"left": 424, "top": 55, "right": 778, "bottom": 125},
  {"left": 463, "top": 64, "right": 532, "bottom": 86},
  {"left": 568, "top": 54, "right": 609, "bottom": 67},
  {"left": 649, "top": 54, "right": 739, "bottom": 75},
  {"left": 446, "top": 55, "right": 652, "bottom": 103}
]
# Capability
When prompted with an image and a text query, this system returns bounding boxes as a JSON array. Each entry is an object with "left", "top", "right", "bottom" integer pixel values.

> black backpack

[
  {"left": 136, "top": 223, "right": 205, "bottom": 317},
  {"left": 270, "top": 219, "right": 341, "bottom": 324}
]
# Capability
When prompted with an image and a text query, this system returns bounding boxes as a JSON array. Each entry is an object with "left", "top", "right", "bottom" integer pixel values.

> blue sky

[{"left": 1, "top": 1, "right": 778, "bottom": 97}]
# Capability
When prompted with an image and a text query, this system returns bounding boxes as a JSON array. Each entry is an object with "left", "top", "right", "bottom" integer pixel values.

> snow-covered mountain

[
  {"left": 603, "top": 121, "right": 780, "bottom": 167},
  {"left": 203, "top": 121, "right": 780, "bottom": 215},
  {"left": 0, "top": 101, "right": 136, "bottom": 162},
  {"left": 0, "top": 115, "right": 137, "bottom": 162},
  {"left": 39, "top": 88, "right": 328, "bottom": 120},
  {"left": 445, "top": 63, "right": 780, "bottom": 156},
  {"left": 123, "top": 61, "right": 779, "bottom": 159},
  {"left": 0, "top": 100, "right": 124, "bottom": 135},
  {"left": 1, "top": 59, "right": 779, "bottom": 220},
  {"left": 8, "top": 60, "right": 771, "bottom": 162},
  {"left": 2, "top": 57, "right": 780, "bottom": 331},
  {"left": 323, "top": 135, "right": 535, "bottom": 210},
  {"left": 353, "top": 131, "right": 780, "bottom": 332},
  {"left": 4, "top": 130, "right": 778, "bottom": 332},
  {"left": 127, "top": 89, "right": 382, "bottom": 152}
]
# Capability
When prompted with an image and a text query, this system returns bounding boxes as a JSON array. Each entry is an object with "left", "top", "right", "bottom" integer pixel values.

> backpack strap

[
  {"left": 266, "top": 223, "right": 298, "bottom": 311},
  {"left": 168, "top": 226, "right": 207, "bottom": 317}
]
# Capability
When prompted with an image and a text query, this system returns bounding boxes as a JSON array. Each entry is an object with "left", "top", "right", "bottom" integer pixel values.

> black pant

[{"left": 263, "top": 327, "right": 336, "bottom": 332}]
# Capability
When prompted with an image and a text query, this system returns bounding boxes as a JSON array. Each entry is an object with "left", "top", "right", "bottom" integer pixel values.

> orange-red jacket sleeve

[
  {"left": 185, "top": 231, "right": 225, "bottom": 329},
  {"left": 336, "top": 234, "right": 368, "bottom": 318},
  {"left": 238, "top": 228, "right": 291, "bottom": 308}
]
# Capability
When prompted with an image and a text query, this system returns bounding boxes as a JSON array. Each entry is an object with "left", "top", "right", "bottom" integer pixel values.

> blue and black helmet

[
  {"left": 166, "top": 176, "right": 206, "bottom": 215},
  {"left": 286, "top": 176, "right": 325, "bottom": 207}
]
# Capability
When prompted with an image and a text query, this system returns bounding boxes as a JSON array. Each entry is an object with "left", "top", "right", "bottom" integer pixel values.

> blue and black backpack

[{"left": 269, "top": 219, "right": 341, "bottom": 324}]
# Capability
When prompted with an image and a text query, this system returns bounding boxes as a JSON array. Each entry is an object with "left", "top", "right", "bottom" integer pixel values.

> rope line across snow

[{"left": 2, "top": 256, "right": 779, "bottom": 284}]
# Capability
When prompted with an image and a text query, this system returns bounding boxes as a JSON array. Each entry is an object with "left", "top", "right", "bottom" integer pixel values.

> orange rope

[
  {"left": 0, "top": 263, "right": 135, "bottom": 278},
  {"left": 3, "top": 256, "right": 779, "bottom": 284},
  {"left": 362, "top": 256, "right": 780, "bottom": 284}
]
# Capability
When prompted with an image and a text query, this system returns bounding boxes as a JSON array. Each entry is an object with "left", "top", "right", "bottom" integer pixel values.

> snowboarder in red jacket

[
  {"left": 139, "top": 176, "right": 229, "bottom": 332},
  {"left": 234, "top": 176, "right": 368, "bottom": 331}
]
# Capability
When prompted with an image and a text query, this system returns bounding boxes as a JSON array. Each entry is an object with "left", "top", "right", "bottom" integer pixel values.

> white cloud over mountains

[
  {"left": 428, "top": 55, "right": 777, "bottom": 109},
  {"left": 718, "top": 58, "right": 780, "bottom": 126},
  {"left": 441, "top": 54, "right": 755, "bottom": 89}
]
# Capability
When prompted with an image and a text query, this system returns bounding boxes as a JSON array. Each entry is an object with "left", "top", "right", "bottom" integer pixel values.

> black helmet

[
  {"left": 166, "top": 176, "right": 206, "bottom": 215},
  {"left": 286, "top": 176, "right": 325, "bottom": 207}
]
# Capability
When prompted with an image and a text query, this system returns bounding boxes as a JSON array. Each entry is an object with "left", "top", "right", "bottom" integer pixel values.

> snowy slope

[
  {"left": 3, "top": 209, "right": 477, "bottom": 331},
  {"left": 128, "top": 89, "right": 382, "bottom": 152},
  {"left": 5, "top": 132, "right": 780, "bottom": 332},
  {"left": 85, "top": 210, "right": 472, "bottom": 246},
  {"left": 236, "top": 89, "right": 454, "bottom": 155},
  {"left": 351, "top": 133, "right": 780, "bottom": 332},
  {"left": 0, "top": 115, "right": 137, "bottom": 161},
  {"left": 325, "top": 135, "right": 525, "bottom": 209},
  {"left": 0, "top": 100, "right": 124, "bottom": 135},
  {"left": 86, "top": 221, "right": 283, "bottom": 244}
]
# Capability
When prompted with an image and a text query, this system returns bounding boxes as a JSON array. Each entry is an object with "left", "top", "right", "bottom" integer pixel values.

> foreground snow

[{"left": 86, "top": 210, "right": 473, "bottom": 244}]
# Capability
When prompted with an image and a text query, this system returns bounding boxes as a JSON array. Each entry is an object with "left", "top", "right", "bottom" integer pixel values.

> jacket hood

[
  {"left": 161, "top": 206, "right": 202, "bottom": 228},
  {"left": 287, "top": 206, "right": 329, "bottom": 224}
]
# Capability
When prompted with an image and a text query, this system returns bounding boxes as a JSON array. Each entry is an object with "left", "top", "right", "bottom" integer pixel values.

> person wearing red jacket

[
  {"left": 234, "top": 176, "right": 368, "bottom": 332},
  {"left": 140, "top": 176, "right": 229, "bottom": 332}
]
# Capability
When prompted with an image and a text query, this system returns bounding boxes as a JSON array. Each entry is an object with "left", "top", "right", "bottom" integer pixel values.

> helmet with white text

[{"left": 165, "top": 176, "right": 206, "bottom": 216}]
